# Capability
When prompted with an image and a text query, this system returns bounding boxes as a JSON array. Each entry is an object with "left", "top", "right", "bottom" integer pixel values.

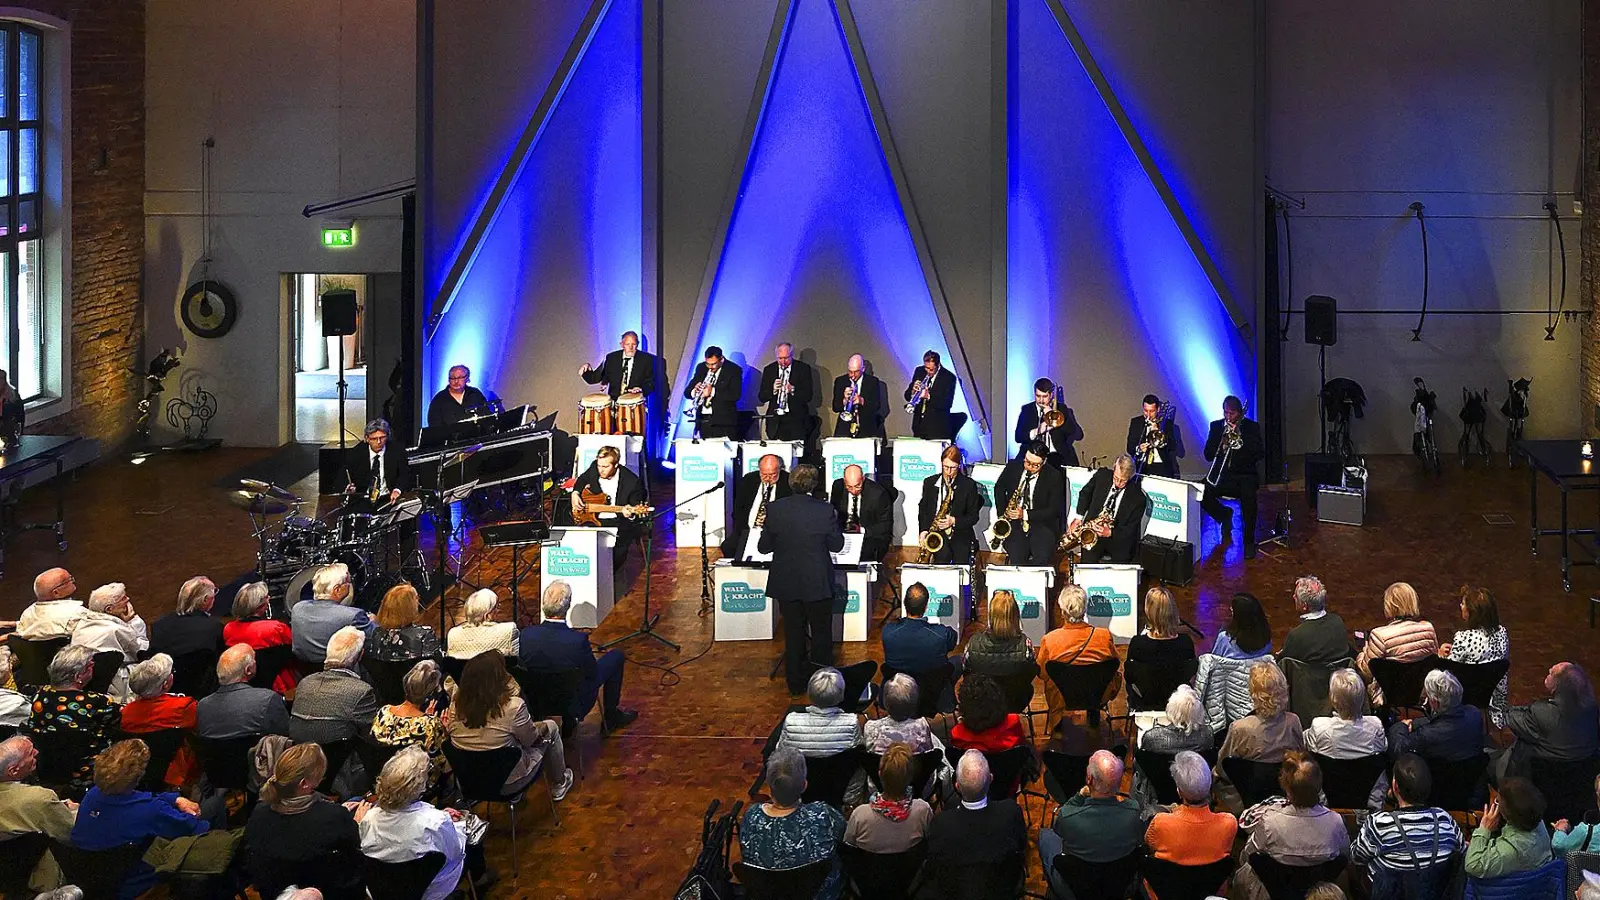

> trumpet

[
  {"left": 840, "top": 383, "right": 861, "bottom": 437},
  {"left": 1137, "top": 401, "right": 1176, "bottom": 468},
  {"left": 919, "top": 477, "right": 956, "bottom": 563},
  {"left": 905, "top": 375, "right": 929, "bottom": 414}
]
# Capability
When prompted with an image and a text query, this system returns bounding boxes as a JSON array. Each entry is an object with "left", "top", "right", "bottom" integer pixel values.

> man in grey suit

[
  {"left": 196, "top": 644, "right": 290, "bottom": 739},
  {"left": 759, "top": 463, "right": 845, "bottom": 695}
]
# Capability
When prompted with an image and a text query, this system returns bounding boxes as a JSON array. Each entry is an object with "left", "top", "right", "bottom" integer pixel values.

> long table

[
  {"left": 0, "top": 435, "right": 80, "bottom": 577},
  {"left": 1520, "top": 439, "right": 1600, "bottom": 592}
]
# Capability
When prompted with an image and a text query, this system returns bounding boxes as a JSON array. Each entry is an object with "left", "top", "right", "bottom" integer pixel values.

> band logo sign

[
  {"left": 897, "top": 456, "right": 937, "bottom": 483},
  {"left": 721, "top": 582, "right": 768, "bottom": 614},
  {"left": 928, "top": 593, "right": 955, "bottom": 618},
  {"left": 1013, "top": 593, "right": 1042, "bottom": 620},
  {"left": 1147, "top": 493, "right": 1183, "bottom": 524},
  {"left": 1086, "top": 588, "right": 1132, "bottom": 618},
  {"left": 545, "top": 547, "right": 591, "bottom": 578},
  {"left": 830, "top": 454, "right": 867, "bottom": 481},
  {"left": 680, "top": 457, "right": 721, "bottom": 482},
  {"left": 832, "top": 588, "right": 862, "bottom": 614}
]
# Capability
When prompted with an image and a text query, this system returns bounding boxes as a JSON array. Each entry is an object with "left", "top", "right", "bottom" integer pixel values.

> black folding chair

[
  {"left": 317, "top": 738, "right": 359, "bottom": 794},
  {"left": 1247, "top": 853, "right": 1348, "bottom": 900},
  {"left": 1124, "top": 658, "right": 1198, "bottom": 712},
  {"left": 836, "top": 660, "right": 879, "bottom": 715},
  {"left": 987, "top": 662, "right": 1041, "bottom": 737},
  {"left": 1222, "top": 757, "right": 1283, "bottom": 809},
  {"left": 800, "top": 749, "right": 864, "bottom": 809},
  {"left": 29, "top": 728, "right": 101, "bottom": 799},
  {"left": 1436, "top": 658, "right": 1510, "bottom": 712},
  {"left": 1045, "top": 658, "right": 1122, "bottom": 731},
  {"left": 1280, "top": 657, "right": 1351, "bottom": 725},
  {"left": 168, "top": 647, "right": 221, "bottom": 699},
  {"left": 1041, "top": 749, "right": 1094, "bottom": 804},
  {"left": 48, "top": 839, "right": 153, "bottom": 900},
  {"left": 0, "top": 831, "right": 51, "bottom": 897},
  {"left": 443, "top": 741, "right": 553, "bottom": 877},
  {"left": 1422, "top": 753, "right": 1489, "bottom": 812},
  {"left": 1368, "top": 657, "right": 1440, "bottom": 718},
  {"left": 839, "top": 842, "right": 925, "bottom": 900},
  {"left": 84, "top": 651, "right": 125, "bottom": 694},
  {"left": 1053, "top": 848, "right": 1143, "bottom": 900},
  {"left": 8, "top": 635, "right": 67, "bottom": 690},
  {"left": 122, "top": 727, "right": 190, "bottom": 792},
  {"left": 862, "top": 748, "right": 942, "bottom": 801},
  {"left": 195, "top": 734, "right": 261, "bottom": 793},
  {"left": 1135, "top": 747, "right": 1218, "bottom": 806},
  {"left": 917, "top": 856, "right": 1024, "bottom": 900},
  {"left": 879, "top": 664, "right": 953, "bottom": 719},
  {"left": 248, "top": 644, "right": 298, "bottom": 691},
  {"left": 734, "top": 858, "right": 833, "bottom": 900},
  {"left": 363, "top": 851, "right": 448, "bottom": 900},
  {"left": 516, "top": 665, "right": 588, "bottom": 775},
  {"left": 1531, "top": 755, "right": 1600, "bottom": 826},
  {"left": 1139, "top": 855, "right": 1235, "bottom": 900},
  {"left": 363, "top": 656, "right": 426, "bottom": 707},
  {"left": 1313, "top": 753, "right": 1388, "bottom": 810}
]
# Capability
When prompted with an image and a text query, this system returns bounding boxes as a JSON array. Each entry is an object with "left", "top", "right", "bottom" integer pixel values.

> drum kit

[{"left": 579, "top": 391, "right": 646, "bottom": 435}]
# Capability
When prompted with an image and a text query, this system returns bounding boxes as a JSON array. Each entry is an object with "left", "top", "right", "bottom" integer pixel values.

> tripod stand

[{"left": 601, "top": 478, "right": 725, "bottom": 651}]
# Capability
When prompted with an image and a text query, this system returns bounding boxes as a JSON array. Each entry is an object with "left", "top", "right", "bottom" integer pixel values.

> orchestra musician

[
  {"left": 684, "top": 346, "right": 743, "bottom": 440},
  {"left": 1070, "top": 454, "right": 1147, "bottom": 564},
  {"left": 1200, "top": 395, "right": 1265, "bottom": 559},
  {"left": 758, "top": 342, "right": 814, "bottom": 443},
  {"left": 830, "top": 464, "right": 893, "bottom": 563},
  {"left": 343, "top": 418, "right": 412, "bottom": 513},
  {"left": 426, "top": 364, "right": 490, "bottom": 428},
  {"left": 991, "top": 442, "right": 1066, "bottom": 565},
  {"left": 1127, "top": 393, "right": 1184, "bottom": 478},
  {"left": 580, "top": 330, "right": 657, "bottom": 399},
  {"left": 905, "top": 351, "right": 957, "bottom": 441},
  {"left": 1013, "top": 378, "right": 1081, "bottom": 468},
  {"left": 917, "top": 446, "right": 982, "bottom": 565},
  {"left": 724, "top": 453, "right": 791, "bottom": 559},
  {"left": 831, "top": 354, "right": 883, "bottom": 438},
  {"left": 569, "top": 445, "right": 648, "bottom": 570}
]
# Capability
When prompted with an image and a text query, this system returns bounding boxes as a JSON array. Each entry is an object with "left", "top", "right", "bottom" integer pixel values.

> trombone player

[
  {"left": 1200, "top": 395, "right": 1264, "bottom": 559},
  {"left": 1069, "top": 454, "right": 1146, "bottom": 563},
  {"left": 989, "top": 442, "right": 1065, "bottom": 565},
  {"left": 917, "top": 446, "right": 981, "bottom": 564},
  {"left": 1014, "top": 378, "right": 1081, "bottom": 467},
  {"left": 1127, "top": 393, "right": 1184, "bottom": 478}
]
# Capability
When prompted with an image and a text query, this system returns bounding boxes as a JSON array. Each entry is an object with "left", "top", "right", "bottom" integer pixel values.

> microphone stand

[{"left": 601, "top": 478, "right": 726, "bottom": 651}]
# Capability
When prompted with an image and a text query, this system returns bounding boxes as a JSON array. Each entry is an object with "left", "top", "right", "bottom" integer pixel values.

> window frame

[{"left": 0, "top": 21, "right": 44, "bottom": 401}]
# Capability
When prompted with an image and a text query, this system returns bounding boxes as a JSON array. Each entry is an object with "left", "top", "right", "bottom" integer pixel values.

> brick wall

[
  {"left": 16, "top": 1, "right": 144, "bottom": 447},
  {"left": 1585, "top": 0, "right": 1600, "bottom": 436}
]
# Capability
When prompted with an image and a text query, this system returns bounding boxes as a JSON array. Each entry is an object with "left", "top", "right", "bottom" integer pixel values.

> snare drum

[
  {"left": 616, "top": 393, "right": 646, "bottom": 435},
  {"left": 338, "top": 513, "right": 377, "bottom": 546},
  {"left": 579, "top": 392, "right": 613, "bottom": 434},
  {"left": 276, "top": 516, "right": 332, "bottom": 561}
]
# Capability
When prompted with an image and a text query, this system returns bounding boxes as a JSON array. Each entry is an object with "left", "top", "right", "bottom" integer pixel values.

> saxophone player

[
  {"left": 905, "top": 350, "right": 957, "bottom": 440},
  {"left": 990, "top": 442, "right": 1065, "bottom": 565},
  {"left": 1200, "top": 395, "right": 1264, "bottom": 558},
  {"left": 1126, "top": 394, "right": 1184, "bottom": 478},
  {"left": 1070, "top": 454, "right": 1146, "bottom": 563},
  {"left": 917, "top": 445, "right": 981, "bottom": 564},
  {"left": 831, "top": 354, "right": 883, "bottom": 438}
]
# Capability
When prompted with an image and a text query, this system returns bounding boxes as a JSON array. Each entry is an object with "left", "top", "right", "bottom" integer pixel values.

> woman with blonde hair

[
  {"left": 244, "top": 743, "right": 363, "bottom": 900},
  {"left": 1355, "top": 582, "right": 1438, "bottom": 705},
  {"left": 1217, "top": 661, "right": 1303, "bottom": 766},
  {"left": 964, "top": 589, "right": 1034, "bottom": 678},
  {"left": 371, "top": 582, "right": 441, "bottom": 662},
  {"left": 1128, "top": 586, "right": 1196, "bottom": 666},
  {"left": 355, "top": 746, "right": 477, "bottom": 900},
  {"left": 1303, "top": 668, "right": 1386, "bottom": 759}
]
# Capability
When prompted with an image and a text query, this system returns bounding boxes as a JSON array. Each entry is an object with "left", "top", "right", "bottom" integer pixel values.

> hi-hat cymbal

[
  {"left": 238, "top": 479, "right": 302, "bottom": 503},
  {"left": 227, "top": 490, "right": 290, "bottom": 516}
]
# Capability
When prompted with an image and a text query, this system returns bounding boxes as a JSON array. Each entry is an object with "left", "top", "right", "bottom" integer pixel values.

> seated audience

[
  {"left": 844, "top": 741, "right": 933, "bottom": 854},
  {"left": 71, "top": 738, "right": 210, "bottom": 900},
  {"left": 924, "top": 750, "right": 1028, "bottom": 881},
  {"left": 147, "top": 576, "right": 225, "bottom": 660},
  {"left": 1352, "top": 754, "right": 1462, "bottom": 897},
  {"left": 445, "top": 651, "right": 572, "bottom": 799},
  {"left": 1355, "top": 582, "right": 1439, "bottom": 705},
  {"left": 1552, "top": 775, "right": 1600, "bottom": 854},
  {"left": 1211, "top": 592, "right": 1273, "bottom": 660},
  {"left": 963, "top": 590, "right": 1035, "bottom": 679},
  {"left": 519, "top": 580, "right": 637, "bottom": 731},
  {"left": 1040, "top": 749, "right": 1143, "bottom": 899},
  {"left": 15, "top": 567, "right": 84, "bottom": 639},
  {"left": 1302, "top": 668, "right": 1386, "bottom": 759},
  {"left": 445, "top": 589, "right": 518, "bottom": 659},
  {"left": 1495, "top": 661, "right": 1599, "bottom": 784},
  {"left": 1279, "top": 575, "right": 1353, "bottom": 666},
  {"left": 245, "top": 743, "right": 363, "bottom": 900},
  {"left": 740, "top": 748, "right": 846, "bottom": 899},
  {"left": 290, "top": 627, "right": 378, "bottom": 748},
  {"left": 196, "top": 644, "right": 291, "bottom": 739},
  {"left": 777, "top": 667, "right": 862, "bottom": 757},
  {"left": 863, "top": 674, "right": 939, "bottom": 754},
  {"left": 1464, "top": 776, "right": 1553, "bottom": 878},
  {"left": 0, "top": 647, "right": 30, "bottom": 725},
  {"left": 24, "top": 645, "right": 120, "bottom": 797},
  {"left": 71, "top": 582, "right": 148, "bottom": 663},
  {"left": 947, "top": 673, "right": 1025, "bottom": 753},
  {"left": 1217, "top": 661, "right": 1302, "bottom": 766},
  {"left": 1440, "top": 585, "right": 1510, "bottom": 728},
  {"left": 371, "top": 659, "right": 450, "bottom": 799},
  {"left": 370, "top": 582, "right": 441, "bottom": 662},
  {"left": 354, "top": 747, "right": 479, "bottom": 900},
  {"left": 1143, "top": 750, "right": 1237, "bottom": 870},
  {"left": 119, "top": 653, "right": 199, "bottom": 787},
  {"left": 882, "top": 582, "right": 958, "bottom": 674},
  {"left": 1388, "top": 669, "right": 1483, "bottom": 761},
  {"left": 222, "top": 582, "right": 298, "bottom": 694},
  {"left": 1236, "top": 753, "right": 1350, "bottom": 900},
  {"left": 1140, "top": 684, "right": 1214, "bottom": 754},
  {"left": 1196, "top": 648, "right": 1261, "bottom": 733},
  {"left": 1037, "top": 584, "right": 1117, "bottom": 731},
  {"left": 0, "top": 735, "right": 77, "bottom": 890},
  {"left": 1127, "top": 586, "right": 1196, "bottom": 668},
  {"left": 290, "top": 563, "right": 373, "bottom": 666},
  {"left": 249, "top": 734, "right": 292, "bottom": 794}
]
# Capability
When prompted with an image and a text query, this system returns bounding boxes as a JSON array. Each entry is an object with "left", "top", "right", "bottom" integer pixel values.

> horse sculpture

[{"left": 1458, "top": 388, "right": 1491, "bottom": 466}]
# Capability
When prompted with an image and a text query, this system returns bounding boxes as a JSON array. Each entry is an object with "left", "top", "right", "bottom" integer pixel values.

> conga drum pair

[
  {"left": 616, "top": 393, "right": 646, "bottom": 434},
  {"left": 579, "top": 392, "right": 613, "bottom": 434}
]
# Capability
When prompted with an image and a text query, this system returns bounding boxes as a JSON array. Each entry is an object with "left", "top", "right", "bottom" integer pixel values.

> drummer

[
  {"left": 427, "top": 364, "right": 491, "bottom": 428},
  {"left": 580, "top": 330, "right": 657, "bottom": 409},
  {"left": 343, "top": 418, "right": 412, "bottom": 514}
]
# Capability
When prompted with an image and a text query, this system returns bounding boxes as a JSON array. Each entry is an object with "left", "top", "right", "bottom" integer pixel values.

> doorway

[{"left": 289, "top": 273, "right": 368, "bottom": 444}]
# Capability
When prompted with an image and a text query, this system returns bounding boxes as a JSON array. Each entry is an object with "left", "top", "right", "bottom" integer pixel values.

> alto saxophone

[
  {"left": 987, "top": 478, "right": 1026, "bottom": 551},
  {"left": 1058, "top": 512, "right": 1112, "bottom": 554},
  {"left": 919, "top": 478, "right": 956, "bottom": 563}
]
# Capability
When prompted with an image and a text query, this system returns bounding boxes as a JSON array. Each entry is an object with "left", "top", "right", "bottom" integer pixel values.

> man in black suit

[
  {"left": 568, "top": 446, "right": 649, "bottom": 570},
  {"left": 830, "top": 464, "right": 893, "bottom": 562},
  {"left": 1198, "top": 394, "right": 1264, "bottom": 558},
  {"left": 923, "top": 750, "right": 1028, "bottom": 892},
  {"left": 1070, "top": 454, "right": 1147, "bottom": 564},
  {"left": 831, "top": 353, "right": 883, "bottom": 438},
  {"left": 758, "top": 342, "right": 813, "bottom": 443},
  {"left": 343, "top": 418, "right": 412, "bottom": 513},
  {"left": 1126, "top": 393, "right": 1184, "bottom": 478},
  {"left": 758, "top": 464, "right": 845, "bottom": 694},
  {"left": 991, "top": 442, "right": 1066, "bottom": 566},
  {"left": 1013, "top": 378, "right": 1081, "bottom": 468},
  {"left": 724, "top": 453, "right": 791, "bottom": 559},
  {"left": 918, "top": 446, "right": 982, "bottom": 565},
  {"left": 519, "top": 580, "right": 637, "bottom": 731},
  {"left": 580, "top": 330, "right": 657, "bottom": 399},
  {"left": 426, "top": 364, "right": 492, "bottom": 429},
  {"left": 905, "top": 350, "right": 957, "bottom": 441},
  {"left": 684, "top": 345, "right": 742, "bottom": 440}
]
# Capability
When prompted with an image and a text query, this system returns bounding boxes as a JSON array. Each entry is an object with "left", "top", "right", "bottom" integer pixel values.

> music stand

[
  {"left": 601, "top": 479, "right": 725, "bottom": 651},
  {"left": 478, "top": 520, "right": 553, "bottom": 623},
  {"left": 424, "top": 479, "right": 478, "bottom": 635}
]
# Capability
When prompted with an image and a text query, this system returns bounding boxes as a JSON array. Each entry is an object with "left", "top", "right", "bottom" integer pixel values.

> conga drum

[
  {"left": 616, "top": 393, "right": 646, "bottom": 435},
  {"left": 579, "top": 392, "right": 613, "bottom": 434}
]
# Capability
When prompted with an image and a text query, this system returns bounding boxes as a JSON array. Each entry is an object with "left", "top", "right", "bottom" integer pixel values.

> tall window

[{"left": 0, "top": 24, "right": 42, "bottom": 400}]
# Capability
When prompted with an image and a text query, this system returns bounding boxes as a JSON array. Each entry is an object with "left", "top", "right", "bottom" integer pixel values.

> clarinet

[{"left": 697, "top": 519, "right": 713, "bottom": 616}]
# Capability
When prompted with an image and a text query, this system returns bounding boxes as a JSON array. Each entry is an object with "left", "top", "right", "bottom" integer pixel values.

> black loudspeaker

[
  {"left": 321, "top": 289, "right": 358, "bottom": 337},
  {"left": 1303, "top": 452, "right": 1344, "bottom": 508},
  {"left": 1304, "top": 295, "right": 1337, "bottom": 346},
  {"left": 1138, "top": 536, "right": 1194, "bottom": 586}
]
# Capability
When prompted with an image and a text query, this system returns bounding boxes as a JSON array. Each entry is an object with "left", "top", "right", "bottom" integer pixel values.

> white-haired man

[
  {"left": 290, "top": 562, "right": 374, "bottom": 665},
  {"left": 71, "top": 583, "right": 148, "bottom": 662},
  {"left": 831, "top": 354, "right": 883, "bottom": 438},
  {"left": 519, "top": 581, "right": 637, "bottom": 731},
  {"left": 1039, "top": 749, "right": 1144, "bottom": 897},
  {"left": 289, "top": 626, "right": 378, "bottom": 746},
  {"left": 1279, "top": 575, "right": 1353, "bottom": 666},
  {"left": 196, "top": 644, "right": 290, "bottom": 739},
  {"left": 0, "top": 735, "right": 77, "bottom": 889},
  {"left": 924, "top": 750, "right": 1027, "bottom": 881},
  {"left": 13, "top": 568, "right": 83, "bottom": 639}
]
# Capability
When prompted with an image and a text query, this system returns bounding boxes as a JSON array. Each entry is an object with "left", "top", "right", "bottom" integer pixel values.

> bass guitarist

[{"left": 568, "top": 445, "right": 649, "bottom": 571}]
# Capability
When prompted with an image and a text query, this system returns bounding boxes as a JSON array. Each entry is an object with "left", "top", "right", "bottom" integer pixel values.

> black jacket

[
  {"left": 758, "top": 494, "right": 844, "bottom": 602},
  {"left": 924, "top": 798, "right": 1028, "bottom": 869},
  {"left": 830, "top": 476, "right": 894, "bottom": 560},
  {"left": 343, "top": 443, "right": 412, "bottom": 496},
  {"left": 725, "top": 470, "right": 792, "bottom": 556},
  {"left": 918, "top": 474, "right": 982, "bottom": 539},
  {"left": 582, "top": 349, "right": 657, "bottom": 399},
  {"left": 148, "top": 611, "right": 225, "bottom": 661},
  {"left": 427, "top": 386, "right": 490, "bottom": 428},
  {"left": 570, "top": 462, "right": 647, "bottom": 515},
  {"left": 758, "top": 360, "right": 814, "bottom": 417},
  {"left": 993, "top": 460, "right": 1066, "bottom": 538},
  {"left": 1127, "top": 415, "right": 1185, "bottom": 464},
  {"left": 1203, "top": 417, "right": 1264, "bottom": 483},
  {"left": 684, "top": 360, "right": 743, "bottom": 429},
  {"left": 906, "top": 367, "right": 957, "bottom": 439},
  {"left": 831, "top": 374, "right": 884, "bottom": 438},
  {"left": 1014, "top": 402, "right": 1082, "bottom": 465},
  {"left": 1074, "top": 468, "right": 1147, "bottom": 561}
]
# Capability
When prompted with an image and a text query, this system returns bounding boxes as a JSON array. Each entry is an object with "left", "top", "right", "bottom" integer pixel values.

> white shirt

[
  {"left": 701, "top": 366, "right": 720, "bottom": 410},
  {"left": 0, "top": 688, "right": 29, "bottom": 726},
  {"left": 748, "top": 481, "right": 776, "bottom": 529},
  {"left": 621, "top": 353, "right": 634, "bottom": 388},
  {"left": 358, "top": 802, "right": 467, "bottom": 900},
  {"left": 71, "top": 610, "right": 148, "bottom": 662},
  {"left": 1020, "top": 471, "right": 1037, "bottom": 511},
  {"left": 960, "top": 796, "right": 989, "bottom": 810},
  {"left": 15, "top": 598, "right": 86, "bottom": 640},
  {"left": 1299, "top": 610, "right": 1327, "bottom": 621},
  {"left": 1102, "top": 482, "right": 1125, "bottom": 519},
  {"left": 597, "top": 473, "right": 621, "bottom": 520},
  {"left": 777, "top": 365, "right": 792, "bottom": 411},
  {"left": 846, "top": 491, "right": 861, "bottom": 525}
]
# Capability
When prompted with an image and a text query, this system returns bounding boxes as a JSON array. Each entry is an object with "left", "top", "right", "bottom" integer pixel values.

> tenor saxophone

[
  {"left": 987, "top": 478, "right": 1025, "bottom": 551},
  {"left": 919, "top": 478, "right": 956, "bottom": 563}
]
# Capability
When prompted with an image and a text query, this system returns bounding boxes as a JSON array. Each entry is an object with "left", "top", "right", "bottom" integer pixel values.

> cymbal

[
  {"left": 227, "top": 490, "right": 291, "bottom": 516},
  {"left": 238, "top": 479, "right": 302, "bottom": 503}
]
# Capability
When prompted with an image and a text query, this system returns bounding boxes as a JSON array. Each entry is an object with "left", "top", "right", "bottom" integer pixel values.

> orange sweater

[
  {"left": 1144, "top": 804, "right": 1237, "bottom": 898},
  {"left": 1036, "top": 623, "right": 1117, "bottom": 730}
]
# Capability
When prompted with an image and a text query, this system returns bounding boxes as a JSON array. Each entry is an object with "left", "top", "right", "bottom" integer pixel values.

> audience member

[
  {"left": 519, "top": 580, "right": 637, "bottom": 731},
  {"left": 947, "top": 673, "right": 1025, "bottom": 753},
  {"left": 71, "top": 582, "right": 148, "bottom": 663},
  {"left": 290, "top": 563, "right": 373, "bottom": 666},
  {"left": 1140, "top": 684, "right": 1214, "bottom": 754},
  {"left": 844, "top": 741, "right": 932, "bottom": 854},
  {"left": 1039, "top": 749, "right": 1143, "bottom": 899},
  {"left": 1195, "top": 645, "right": 1262, "bottom": 733},
  {"left": 1581, "top": 872, "right": 1600, "bottom": 900},
  {"left": 1217, "top": 661, "right": 1302, "bottom": 766},
  {"left": 119, "top": 653, "right": 199, "bottom": 788},
  {"left": 196, "top": 644, "right": 291, "bottom": 739},
  {"left": 222, "top": 582, "right": 298, "bottom": 693},
  {"left": 1387, "top": 669, "right": 1483, "bottom": 761},
  {"left": 289, "top": 627, "right": 378, "bottom": 746},
  {"left": 445, "top": 651, "right": 572, "bottom": 800},
  {"left": 1495, "top": 661, "right": 1599, "bottom": 783},
  {"left": 863, "top": 674, "right": 939, "bottom": 754},
  {"left": 1302, "top": 668, "right": 1386, "bottom": 759},
  {"left": 1552, "top": 775, "right": 1600, "bottom": 854},
  {"left": 1355, "top": 582, "right": 1438, "bottom": 705},
  {"left": 1235, "top": 753, "right": 1350, "bottom": 900},
  {"left": 1279, "top": 576, "right": 1352, "bottom": 666},
  {"left": 371, "top": 659, "right": 450, "bottom": 799},
  {"left": 882, "top": 582, "right": 958, "bottom": 674},
  {"left": 70, "top": 739, "right": 209, "bottom": 900},
  {"left": 24, "top": 645, "right": 119, "bottom": 797},
  {"left": 369, "top": 583, "right": 440, "bottom": 662},
  {"left": 0, "top": 736, "right": 77, "bottom": 890},
  {"left": 147, "top": 576, "right": 225, "bottom": 660},
  {"left": 1440, "top": 585, "right": 1511, "bottom": 728},
  {"left": 963, "top": 590, "right": 1035, "bottom": 679},
  {"left": 1036, "top": 584, "right": 1117, "bottom": 731},
  {"left": 0, "top": 646, "right": 29, "bottom": 725},
  {"left": 924, "top": 751, "right": 1027, "bottom": 881},
  {"left": 1305, "top": 885, "right": 1347, "bottom": 900},
  {"left": 1211, "top": 592, "right": 1273, "bottom": 660},
  {"left": 445, "top": 589, "right": 518, "bottom": 659},
  {"left": 1352, "top": 754, "right": 1462, "bottom": 898},
  {"left": 740, "top": 749, "right": 846, "bottom": 899},
  {"left": 1143, "top": 750, "right": 1237, "bottom": 870},
  {"left": 1126, "top": 586, "right": 1196, "bottom": 667},
  {"left": 245, "top": 743, "right": 363, "bottom": 900},
  {"left": 249, "top": 734, "right": 293, "bottom": 794},
  {"left": 1464, "top": 777, "right": 1553, "bottom": 878},
  {"left": 776, "top": 667, "right": 862, "bottom": 757},
  {"left": 15, "top": 568, "right": 83, "bottom": 639},
  {"left": 354, "top": 747, "right": 477, "bottom": 900}
]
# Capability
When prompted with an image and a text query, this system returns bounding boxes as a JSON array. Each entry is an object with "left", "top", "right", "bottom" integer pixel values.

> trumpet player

[
  {"left": 1127, "top": 394, "right": 1184, "bottom": 478},
  {"left": 1070, "top": 454, "right": 1146, "bottom": 563},
  {"left": 1013, "top": 378, "right": 1082, "bottom": 467},
  {"left": 917, "top": 445, "right": 981, "bottom": 564},
  {"left": 991, "top": 442, "right": 1065, "bottom": 565},
  {"left": 683, "top": 345, "right": 742, "bottom": 439},
  {"left": 758, "top": 342, "right": 813, "bottom": 442},
  {"left": 1200, "top": 395, "right": 1264, "bottom": 558},
  {"left": 905, "top": 350, "right": 957, "bottom": 440},
  {"left": 831, "top": 354, "right": 883, "bottom": 438}
]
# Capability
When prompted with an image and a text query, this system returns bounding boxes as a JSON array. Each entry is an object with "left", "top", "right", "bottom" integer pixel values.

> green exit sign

[{"left": 321, "top": 226, "right": 355, "bottom": 248}]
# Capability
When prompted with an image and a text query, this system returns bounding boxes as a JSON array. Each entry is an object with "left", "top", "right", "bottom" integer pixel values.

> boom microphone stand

[{"left": 601, "top": 479, "right": 725, "bottom": 651}]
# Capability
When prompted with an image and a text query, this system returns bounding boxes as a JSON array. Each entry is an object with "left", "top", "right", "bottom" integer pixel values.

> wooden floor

[{"left": 2, "top": 446, "right": 1597, "bottom": 898}]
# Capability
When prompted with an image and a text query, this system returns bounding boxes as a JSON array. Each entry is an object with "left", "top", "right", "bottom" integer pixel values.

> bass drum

[{"left": 279, "top": 550, "right": 369, "bottom": 610}]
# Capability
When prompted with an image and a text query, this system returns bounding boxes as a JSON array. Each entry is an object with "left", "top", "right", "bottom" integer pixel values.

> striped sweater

[{"left": 1353, "top": 806, "right": 1461, "bottom": 871}]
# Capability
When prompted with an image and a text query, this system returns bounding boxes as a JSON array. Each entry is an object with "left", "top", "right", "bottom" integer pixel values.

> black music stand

[
  {"left": 601, "top": 479, "right": 725, "bottom": 651},
  {"left": 478, "top": 520, "right": 553, "bottom": 623}
]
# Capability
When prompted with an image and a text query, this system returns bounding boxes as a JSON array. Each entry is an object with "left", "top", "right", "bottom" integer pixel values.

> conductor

[{"left": 758, "top": 464, "right": 845, "bottom": 695}]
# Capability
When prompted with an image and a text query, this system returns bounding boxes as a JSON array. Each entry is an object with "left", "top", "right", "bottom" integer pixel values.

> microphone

[
  {"left": 713, "top": 480, "right": 726, "bottom": 490},
  {"left": 1179, "top": 616, "right": 1207, "bottom": 639}
]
